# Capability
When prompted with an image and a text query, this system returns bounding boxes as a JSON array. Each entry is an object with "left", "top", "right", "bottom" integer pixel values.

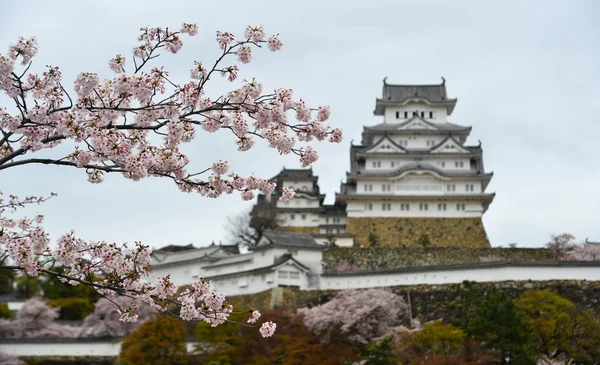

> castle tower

[
  {"left": 251, "top": 168, "right": 352, "bottom": 246},
  {"left": 336, "top": 79, "right": 495, "bottom": 247}
]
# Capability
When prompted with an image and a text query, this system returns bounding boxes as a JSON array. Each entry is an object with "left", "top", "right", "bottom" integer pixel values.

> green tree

[
  {"left": 368, "top": 232, "right": 380, "bottom": 247},
  {"left": 120, "top": 316, "right": 187, "bottom": 365},
  {"left": 362, "top": 336, "right": 396, "bottom": 365},
  {"left": 48, "top": 297, "right": 94, "bottom": 320},
  {"left": 515, "top": 290, "right": 600, "bottom": 363},
  {"left": 14, "top": 274, "right": 41, "bottom": 299},
  {"left": 469, "top": 288, "right": 535, "bottom": 364},
  {"left": 0, "top": 269, "right": 15, "bottom": 295},
  {"left": 0, "top": 303, "right": 12, "bottom": 319},
  {"left": 417, "top": 234, "right": 431, "bottom": 248}
]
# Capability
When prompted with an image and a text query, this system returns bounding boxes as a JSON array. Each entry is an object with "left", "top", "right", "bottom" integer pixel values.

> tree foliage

[
  {"left": 120, "top": 315, "right": 188, "bottom": 365},
  {"left": 195, "top": 308, "right": 357, "bottom": 365},
  {"left": 469, "top": 288, "right": 535, "bottom": 364},
  {"left": 515, "top": 290, "right": 600, "bottom": 363},
  {"left": 299, "top": 289, "right": 407, "bottom": 345}
]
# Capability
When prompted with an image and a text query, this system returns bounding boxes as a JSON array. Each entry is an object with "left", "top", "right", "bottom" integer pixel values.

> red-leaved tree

[
  {"left": 0, "top": 23, "right": 342, "bottom": 336},
  {"left": 299, "top": 289, "right": 408, "bottom": 345}
]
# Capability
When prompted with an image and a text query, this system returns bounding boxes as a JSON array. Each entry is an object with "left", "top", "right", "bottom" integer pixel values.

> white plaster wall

[
  {"left": 276, "top": 197, "right": 320, "bottom": 208},
  {"left": 320, "top": 266, "right": 600, "bottom": 290},
  {"left": 151, "top": 261, "right": 201, "bottom": 287},
  {"left": 320, "top": 216, "right": 346, "bottom": 225},
  {"left": 6, "top": 301, "right": 24, "bottom": 311},
  {"left": 0, "top": 341, "right": 198, "bottom": 357},
  {"left": 357, "top": 179, "right": 484, "bottom": 196},
  {"left": 277, "top": 212, "right": 320, "bottom": 227},
  {"left": 383, "top": 105, "right": 448, "bottom": 123},
  {"left": 0, "top": 341, "right": 122, "bottom": 357},
  {"left": 346, "top": 200, "right": 484, "bottom": 218},
  {"left": 282, "top": 181, "right": 313, "bottom": 192},
  {"left": 211, "top": 271, "right": 277, "bottom": 296}
]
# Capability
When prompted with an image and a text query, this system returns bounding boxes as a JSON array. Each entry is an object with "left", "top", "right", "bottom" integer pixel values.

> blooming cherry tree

[{"left": 0, "top": 23, "right": 342, "bottom": 336}]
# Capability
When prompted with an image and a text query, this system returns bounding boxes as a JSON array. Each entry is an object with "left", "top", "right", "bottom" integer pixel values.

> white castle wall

[
  {"left": 321, "top": 264, "right": 600, "bottom": 290},
  {"left": 0, "top": 340, "right": 197, "bottom": 357}
]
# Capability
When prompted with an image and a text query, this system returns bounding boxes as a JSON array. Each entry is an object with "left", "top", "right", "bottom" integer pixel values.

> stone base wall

[
  {"left": 229, "top": 280, "right": 600, "bottom": 323},
  {"left": 323, "top": 247, "right": 554, "bottom": 270},
  {"left": 276, "top": 226, "right": 320, "bottom": 234},
  {"left": 345, "top": 217, "right": 491, "bottom": 248}
]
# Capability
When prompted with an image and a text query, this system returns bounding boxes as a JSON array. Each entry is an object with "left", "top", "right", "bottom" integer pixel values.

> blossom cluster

[{"left": 0, "top": 23, "right": 343, "bottom": 337}]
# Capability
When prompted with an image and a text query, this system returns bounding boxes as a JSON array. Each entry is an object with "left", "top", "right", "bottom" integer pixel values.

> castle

[{"left": 252, "top": 79, "right": 495, "bottom": 248}]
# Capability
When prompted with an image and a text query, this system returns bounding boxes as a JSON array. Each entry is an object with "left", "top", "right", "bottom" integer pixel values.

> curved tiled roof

[{"left": 374, "top": 80, "right": 458, "bottom": 115}]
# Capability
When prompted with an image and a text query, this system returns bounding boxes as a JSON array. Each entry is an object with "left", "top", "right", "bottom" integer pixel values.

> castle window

[
  {"left": 365, "top": 203, "right": 373, "bottom": 211},
  {"left": 326, "top": 217, "right": 329, "bottom": 223},
  {"left": 420, "top": 111, "right": 425, "bottom": 118},
  {"left": 382, "top": 203, "right": 391, "bottom": 211},
  {"left": 401, "top": 203, "right": 410, "bottom": 211},
  {"left": 455, "top": 161, "right": 464, "bottom": 168},
  {"left": 465, "top": 184, "right": 474, "bottom": 192},
  {"left": 290, "top": 214, "right": 295, "bottom": 220},
  {"left": 382, "top": 184, "right": 392, "bottom": 192},
  {"left": 446, "top": 184, "right": 456, "bottom": 192},
  {"left": 395, "top": 111, "right": 400, "bottom": 119},
  {"left": 456, "top": 204, "right": 466, "bottom": 211},
  {"left": 413, "top": 111, "right": 418, "bottom": 117},
  {"left": 437, "top": 203, "right": 447, "bottom": 211},
  {"left": 419, "top": 203, "right": 429, "bottom": 211},
  {"left": 301, "top": 214, "right": 306, "bottom": 220},
  {"left": 391, "top": 161, "right": 395, "bottom": 168},
  {"left": 404, "top": 111, "right": 408, "bottom": 118},
  {"left": 429, "top": 111, "right": 434, "bottom": 118}
]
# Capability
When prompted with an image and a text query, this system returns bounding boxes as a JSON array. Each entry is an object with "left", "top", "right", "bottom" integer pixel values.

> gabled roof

[
  {"left": 152, "top": 246, "right": 232, "bottom": 267},
  {"left": 203, "top": 253, "right": 311, "bottom": 280},
  {"left": 430, "top": 136, "right": 471, "bottom": 154},
  {"left": 252, "top": 231, "right": 327, "bottom": 250},
  {"left": 374, "top": 79, "right": 458, "bottom": 115},
  {"left": 364, "top": 134, "right": 407, "bottom": 154}
]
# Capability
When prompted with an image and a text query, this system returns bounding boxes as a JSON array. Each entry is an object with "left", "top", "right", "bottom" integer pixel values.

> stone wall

[
  {"left": 276, "top": 226, "right": 320, "bottom": 234},
  {"left": 323, "top": 247, "right": 555, "bottom": 270},
  {"left": 345, "top": 217, "right": 491, "bottom": 248},
  {"left": 229, "top": 280, "right": 600, "bottom": 323}
]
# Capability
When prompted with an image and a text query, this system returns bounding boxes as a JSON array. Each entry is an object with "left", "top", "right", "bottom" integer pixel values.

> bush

[
  {"left": 48, "top": 297, "right": 94, "bottom": 321},
  {"left": 0, "top": 303, "right": 12, "bottom": 319}
]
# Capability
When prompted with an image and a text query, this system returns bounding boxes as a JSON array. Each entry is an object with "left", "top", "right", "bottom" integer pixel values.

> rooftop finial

[
  {"left": 383, "top": 76, "right": 388, "bottom": 85},
  {"left": 441, "top": 77, "right": 446, "bottom": 85}
]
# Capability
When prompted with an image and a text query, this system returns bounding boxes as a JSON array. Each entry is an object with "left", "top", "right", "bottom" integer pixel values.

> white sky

[{"left": 1, "top": 0, "right": 598, "bottom": 250}]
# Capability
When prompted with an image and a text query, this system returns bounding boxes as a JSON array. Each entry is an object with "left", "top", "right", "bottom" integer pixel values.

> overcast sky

[{"left": 1, "top": 0, "right": 598, "bottom": 250}]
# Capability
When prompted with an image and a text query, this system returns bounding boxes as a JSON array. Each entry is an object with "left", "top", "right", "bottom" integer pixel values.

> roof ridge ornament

[
  {"left": 383, "top": 76, "right": 388, "bottom": 85},
  {"left": 441, "top": 76, "right": 446, "bottom": 86}
]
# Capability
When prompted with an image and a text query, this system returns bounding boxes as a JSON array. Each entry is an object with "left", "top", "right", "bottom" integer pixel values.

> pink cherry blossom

[
  {"left": 280, "top": 187, "right": 295, "bottom": 202},
  {"left": 244, "top": 26, "right": 265, "bottom": 42},
  {"left": 108, "top": 54, "right": 126, "bottom": 73},
  {"left": 259, "top": 321, "right": 276, "bottom": 338},
  {"left": 236, "top": 46, "right": 252, "bottom": 64},
  {"left": 317, "top": 105, "right": 331, "bottom": 122},
  {"left": 211, "top": 160, "right": 229, "bottom": 175},
  {"left": 267, "top": 36, "right": 283, "bottom": 52},
  {"left": 247, "top": 310, "right": 261, "bottom": 324}
]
